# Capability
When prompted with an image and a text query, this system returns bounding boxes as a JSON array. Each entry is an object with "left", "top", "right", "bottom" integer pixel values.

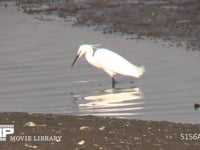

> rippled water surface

[{"left": 1, "top": 2, "right": 200, "bottom": 123}]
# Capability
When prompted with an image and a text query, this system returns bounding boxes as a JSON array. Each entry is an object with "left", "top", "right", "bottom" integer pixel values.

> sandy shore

[{"left": 1, "top": 112, "right": 200, "bottom": 150}]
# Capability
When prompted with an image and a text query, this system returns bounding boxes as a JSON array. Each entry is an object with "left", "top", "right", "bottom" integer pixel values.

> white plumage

[{"left": 71, "top": 44, "right": 145, "bottom": 88}]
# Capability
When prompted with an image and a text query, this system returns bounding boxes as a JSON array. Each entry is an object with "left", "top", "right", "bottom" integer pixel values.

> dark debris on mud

[{"left": 16, "top": 0, "right": 200, "bottom": 51}]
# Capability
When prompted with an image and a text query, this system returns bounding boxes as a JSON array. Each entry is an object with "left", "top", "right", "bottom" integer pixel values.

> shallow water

[{"left": 1, "top": 2, "right": 200, "bottom": 123}]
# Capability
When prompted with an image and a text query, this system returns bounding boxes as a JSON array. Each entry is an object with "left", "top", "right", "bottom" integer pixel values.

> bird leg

[{"left": 112, "top": 77, "right": 117, "bottom": 88}]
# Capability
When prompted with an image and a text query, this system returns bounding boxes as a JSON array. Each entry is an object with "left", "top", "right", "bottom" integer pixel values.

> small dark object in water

[
  {"left": 70, "top": 92, "right": 74, "bottom": 95},
  {"left": 129, "top": 80, "right": 134, "bottom": 84},
  {"left": 194, "top": 103, "right": 200, "bottom": 110}
]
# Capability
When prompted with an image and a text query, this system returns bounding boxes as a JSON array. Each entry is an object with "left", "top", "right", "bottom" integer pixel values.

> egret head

[{"left": 71, "top": 44, "right": 99, "bottom": 67}]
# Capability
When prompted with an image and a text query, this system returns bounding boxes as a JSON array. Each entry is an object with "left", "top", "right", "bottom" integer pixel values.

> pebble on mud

[
  {"left": 80, "top": 126, "right": 90, "bottom": 131},
  {"left": 77, "top": 140, "right": 85, "bottom": 145},
  {"left": 24, "top": 121, "right": 37, "bottom": 127}
]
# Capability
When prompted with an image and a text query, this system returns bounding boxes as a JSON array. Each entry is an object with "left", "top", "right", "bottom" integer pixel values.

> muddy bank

[
  {"left": 1, "top": 112, "right": 200, "bottom": 150},
  {"left": 17, "top": 0, "right": 200, "bottom": 50}
]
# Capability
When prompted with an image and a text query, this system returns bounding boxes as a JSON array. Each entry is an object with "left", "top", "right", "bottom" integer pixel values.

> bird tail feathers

[{"left": 137, "top": 65, "right": 145, "bottom": 77}]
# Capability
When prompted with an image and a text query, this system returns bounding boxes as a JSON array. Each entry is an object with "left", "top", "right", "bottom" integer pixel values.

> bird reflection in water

[{"left": 78, "top": 86, "right": 144, "bottom": 117}]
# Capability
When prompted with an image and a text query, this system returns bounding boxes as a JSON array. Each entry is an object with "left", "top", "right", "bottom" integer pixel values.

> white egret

[{"left": 71, "top": 44, "right": 145, "bottom": 88}]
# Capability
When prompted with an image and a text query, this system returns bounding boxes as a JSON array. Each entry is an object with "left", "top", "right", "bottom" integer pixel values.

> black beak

[{"left": 71, "top": 54, "right": 79, "bottom": 68}]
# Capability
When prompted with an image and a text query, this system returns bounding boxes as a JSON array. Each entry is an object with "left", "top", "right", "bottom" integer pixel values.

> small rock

[
  {"left": 80, "top": 126, "right": 90, "bottom": 131},
  {"left": 194, "top": 103, "right": 200, "bottom": 110},
  {"left": 134, "top": 137, "right": 141, "bottom": 140},
  {"left": 99, "top": 126, "right": 106, "bottom": 131},
  {"left": 77, "top": 140, "right": 85, "bottom": 145},
  {"left": 58, "top": 122, "right": 63, "bottom": 126},
  {"left": 24, "top": 143, "right": 38, "bottom": 149},
  {"left": 24, "top": 122, "right": 37, "bottom": 127}
]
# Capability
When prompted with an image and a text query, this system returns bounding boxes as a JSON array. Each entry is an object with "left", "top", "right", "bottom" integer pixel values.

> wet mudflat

[
  {"left": 1, "top": 1, "right": 200, "bottom": 123},
  {"left": 1, "top": 112, "right": 200, "bottom": 150},
  {"left": 19, "top": 0, "right": 200, "bottom": 50}
]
